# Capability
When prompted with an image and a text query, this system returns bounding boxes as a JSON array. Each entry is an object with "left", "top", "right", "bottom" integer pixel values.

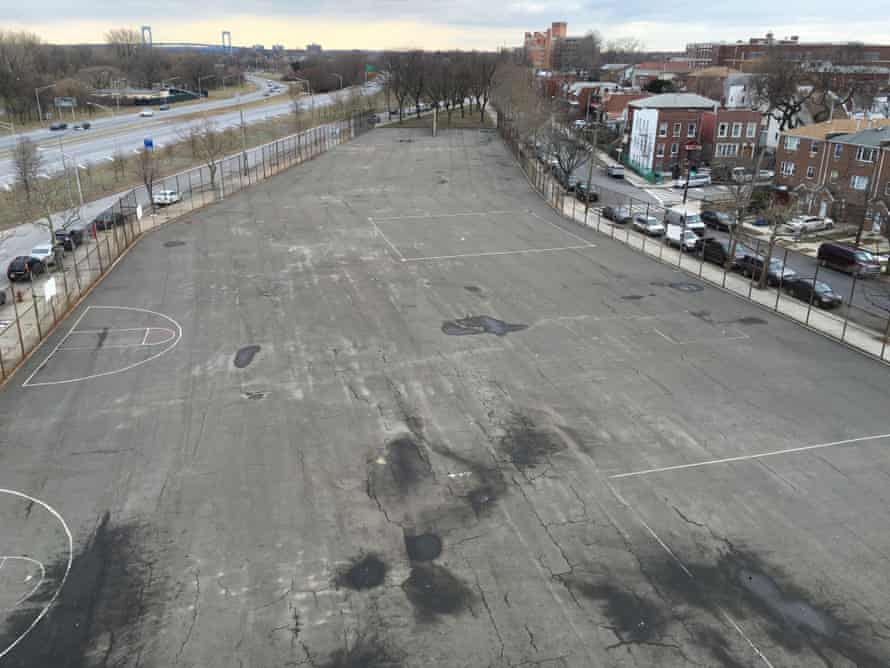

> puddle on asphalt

[
  {"left": 441, "top": 316, "right": 528, "bottom": 337},
  {"left": 233, "top": 345, "right": 261, "bottom": 368},
  {"left": 404, "top": 533, "right": 443, "bottom": 562},
  {"left": 651, "top": 280, "right": 705, "bottom": 293},
  {"left": 163, "top": 241, "right": 186, "bottom": 248},
  {"left": 402, "top": 563, "right": 475, "bottom": 619},
  {"left": 337, "top": 554, "right": 387, "bottom": 590},
  {"left": 464, "top": 286, "right": 482, "bottom": 294}
]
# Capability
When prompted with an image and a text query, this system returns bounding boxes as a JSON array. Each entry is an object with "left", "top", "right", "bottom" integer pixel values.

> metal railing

[{"left": 0, "top": 112, "right": 375, "bottom": 382}]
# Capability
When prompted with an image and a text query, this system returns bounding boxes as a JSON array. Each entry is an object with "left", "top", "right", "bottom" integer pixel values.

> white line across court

[
  {"left": 403, "top": 244, "right": 596, "bottom": 262},
  {"left": 370, "top": 209, "right": 528, "bottom": 222},
  {"left": 610, "top": 432, "right": 890, "bottom": 480},
  {"left": 367, "top": 217, "right": 405, "bottom": 261}
]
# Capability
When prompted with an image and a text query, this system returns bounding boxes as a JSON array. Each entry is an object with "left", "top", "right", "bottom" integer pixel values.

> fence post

[
  {"left": 881, "top": 313, "right": 890, "bottom": 360},
  {"left": 31, "top": 290, "right": 42, "bottom": 340},
  {"left": 72, "top": 251, "right": 82, "bottom": 295},
  {"left": 0, "top": 341, "right": 5, "bottom": 379},
  {"left": 841, "top": 270, "right": 858, "bottom": 342},
  {"left": 10, "top": 290, "right": 26, "bottom": 358},
  {"left": 96, "top": 233, "right": 105, "bottom": 273},
  {"left": 806, "top": 260, "right": 822, "bottom": 324},
  {"left": 775, "top": 248, "right": 789, "bottom": 311}
]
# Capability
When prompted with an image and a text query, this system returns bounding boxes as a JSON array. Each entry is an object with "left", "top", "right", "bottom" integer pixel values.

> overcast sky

[{"left": 5, "top": 0, "right": 890, "bottom": 51}]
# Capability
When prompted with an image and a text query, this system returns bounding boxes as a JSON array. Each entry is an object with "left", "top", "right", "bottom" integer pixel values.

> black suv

[
  {"left": 700, "top": 238, "right": 750, "bottom": 268},
  {"left": 7, "top": 256, "right": 46, "bottom": 281},
  {"left": 701, "top": 210, "right": 736, "bottom": 231},
  {"left": 55, "top": 228, "right": 85, "bottom": 250},
  {"left": 575, "top": 182, "right": 598, "bottom": 202},
  {"left": 816, "top": 243, "right": 881, "bottom": 277},
  {"left": 737, "top": 254, "right": 797, "bottom": 286},
  {"left": 93, "top": 210, "right": 127, "bottom": 231},
  {"left": 783, "top": 277, "right": 843, "bottom": 309}
]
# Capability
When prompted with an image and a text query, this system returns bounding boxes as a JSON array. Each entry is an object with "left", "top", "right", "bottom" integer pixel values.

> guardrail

[
  {"left": 497, "top": 118, "right": 890, "bottom": 364},
  {"left": 0, "top": 112, "right": 375, "bottom": 382}
]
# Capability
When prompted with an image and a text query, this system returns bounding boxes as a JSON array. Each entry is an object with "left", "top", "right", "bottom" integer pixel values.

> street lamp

[
  {"left": 331, "top": 73, "right": 343, "bottom": 89},
  {"left": 57, "top": 137, "right": 84, "bottom": 211},
  {"left": 86, "top": 100, "right": 115, "bottom": 118},
  {"left": 35, "top": 83, "right": 58, "bottom": 126}
]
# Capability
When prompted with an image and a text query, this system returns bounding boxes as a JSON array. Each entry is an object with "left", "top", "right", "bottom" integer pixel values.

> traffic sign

[
  {"left": 144, "top": 138, "right": 154, "bottom": 150},
  {"left": 54, "top": 97, "right": 77, "bottom": 108}
]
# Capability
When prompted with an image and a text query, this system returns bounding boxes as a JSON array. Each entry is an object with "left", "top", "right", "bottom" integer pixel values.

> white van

[
  {"left": 664, "top": 207, "right": 706, "bottom": 236},
  {"left": 666, "top": 224, "right": 702, "bottom": 251}
]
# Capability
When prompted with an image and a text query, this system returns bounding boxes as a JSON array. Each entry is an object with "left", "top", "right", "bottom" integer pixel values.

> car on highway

[
  {"left": 139, "top": 109, "right": 154, "bottom": 117},
  {"left": 49, "top": 122, "right": 67, "bottom": 131},
  {"left": 7, "top": 256, "right": 46, "bottom": 281},
  {"left": 92, "top": 210, "right": 127, "bottom": 230},
  {"left": 632, "top": 214, "right": 665, "bottom": 236},
  {"left": 574, "top": 182, "right": 598, "bottom": 202},
  {"left": 737, "top": 254, "right": 797, "bottom": 286},
  {"left": 606, "top": 165, "right": 625, "bottom": 179},
  {"left": 785, "top": 215, "right": 834, "bottom": 234},
  {"left": 30, "top": 244, "right": 58, "bottom": 268},
  {"left": 55, "top": 228, "right": 84, "bottom": 250},
  {"left": 159, "top": 104, "right": 171, "bottom": 111},
  {"left": 72, "top": 122, "right": 91, "bottom": 130},
  {"left": 673, "top": 173, "right": 712, "bottom": 188},
  {"left": 783, "top": 277, "right": 844, "bottom": 309},
  {"left": 602, "top": 205, "right": 632, "bottom": 224},
  {"left": 666, "top": 224, "right": 701, "bottom": 251},
  {"left": 699, "top": 238, "right": 751, "bottom": 268},
  {"left": 152, "top": 190, "right": 182, "bottom": 206},
  {"left": 816, "top": 243, "right": 882, "bottom": 277},
  {"left": 701, "top": 210, "right": 737, "bottom": 231}
]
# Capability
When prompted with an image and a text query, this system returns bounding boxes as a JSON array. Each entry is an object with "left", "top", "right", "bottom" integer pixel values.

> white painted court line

[
  {"left": 0, "top": 556, "right": 47, "bottom": 608},
  {"left": 0, "top": 489, "right": 73, "bottom": 662},
  {"left": 528, "top": 210, "right": 598, "bottom": 247},
  {"left": 403, "top": 244, "right": 596, "bottom": 262},
  {"left": 653, "top": 327, "right": 750, "bottom": 346},
  {"left": 609, "top": 432, "right": 890, "bottom": 480},
  {"left": 367, "top": 217, "right": 405, "bottom": 261},
  {"left": 23, "top": 306, "right": 183, "bottom": 387},
  {"left": 371, "top": 209, "right": 527, "bottom": 222}
]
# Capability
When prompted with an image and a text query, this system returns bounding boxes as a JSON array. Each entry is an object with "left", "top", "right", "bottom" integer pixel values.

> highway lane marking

[
  {"left": 0, "top": 489, "right": 73, "bottom": 662},
  {"left": 22, "top": 306, "right": 183, "bottom": 387},
  {"left": 403, "top": 244, "right": 596, "bottom": 262},
  {"left": 609, "top": 432, "right": 890, "bottom": 479}
]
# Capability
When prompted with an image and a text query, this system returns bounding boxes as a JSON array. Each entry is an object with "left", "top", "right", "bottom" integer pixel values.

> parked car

[
  {"left": 573, "top": 119, "right": 588, "bottom": 129},
  {"left": 757, "top": 169, "right": 776, "bottom": 181},
  {"left": 673, "top": 173, "right": 712, "bottom": 188},
  {"left": 700, "top": 238, "right": 751, "bottom": 268},
  {"left": 632, "top": 215, "right": 665, "bottom": 237},
  {"left": 816, "top": 243, "right": 882, "bottom": 277},
  {"left": 737, "top": 254, "right": 797, "bottom": 286},
  {"left": 783, "top": 277, "right": 844, "bottom": 309},
  {"left": 731, "top": 167, "right": 753, "bottom": 183},
  {"left": 159, "top": 104, "right": 171, "bottom": 111},
  {"left": 7, "top": 256, "right": 46, "bottom": 281},
  {"left": 602, "top": 205, "right": 632, "bottom": 224},
  {"left": 152, "top": 189, "right": 182, "bottom": 206},
  {"left": 30, "top": 244, "right": 58, "bottom": 268},
  {"left": 554, "top": 168, "right": 578, "bottom": 191},
  {"left": 606, "top": 164, "right": 625, "bottom": 179},
  {"left": 664, "top": 207, "right": 706, "bottom": 236},
  {"left": 139, "top": 109, "right": 154, "bottom": 117},
  {"left": 93, "top": 210, "right": 127, "bottom": 230},
  {"left": 574, "top": 182, "right": 598, "bottom": 203},
  {"left": 54, "top": 228, "right": 85, "bottom": 250},
  {"left": 785, "top": 215, "right": 834, "bottom": 234},
  {"left": 666, "top": 224, "right": 702, "bottom": 251},
  {"left": 701, "top": 210, "right": 737, "bottom": 232},
  {"left": 49, "top": 122, "right": 67, "bottom": 131}
]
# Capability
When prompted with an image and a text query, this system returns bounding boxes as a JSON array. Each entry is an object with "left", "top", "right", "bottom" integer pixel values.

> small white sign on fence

[
  {"left": 44, "top": 276, "right": 57, "bottom": 299},
  {"left": 136, "top": 204, "right": 143, "bottom": 220}
]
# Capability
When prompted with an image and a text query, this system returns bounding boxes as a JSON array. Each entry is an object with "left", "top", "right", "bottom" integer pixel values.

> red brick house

[{"left": 700, "top": 108, "right": 764, "bottom": 167}]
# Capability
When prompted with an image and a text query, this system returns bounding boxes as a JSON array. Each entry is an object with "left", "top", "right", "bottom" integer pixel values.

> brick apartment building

[
  {"left": 700, "top": 108, "right": 764, "bottom": 166},
  {"left": 775, "top": 119, "right": 890, "bottom": 222},
  {"left": 523, "top": 22, "right": 566, "bottom": 70},
  {"left": 625, "top": 93, "right": 719, "bottom": 177}
]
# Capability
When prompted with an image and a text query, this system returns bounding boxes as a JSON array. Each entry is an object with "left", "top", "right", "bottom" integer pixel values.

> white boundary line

[
  {"left": 367, "top": 217, "right": 405, "bottom": 261},
  {"left": 58, "top": 327, "right": 177, "bottom": 352},
  {"left": 370, "top": 209, "right": 525, "bottom": 222},
  {"left": 0, "top": 488, "right": 73, "bottom": 662},
  {"left": 609, "top": 432, "right": 890, "bottom": 480},
  {"left": 528, "top": 210, "right": 598, "bottom": 247},
  {"left": 403, "top": 244, "right": 596, "bottom": 262},
  {"left": 653, "top": 327, "right": 750, "bottom": 346},
  {"left": 22, "top": 306, "right": 183, "bottom": 387},
  {"left": 0, "top": 556, "right": 46, "bottom": 610}
]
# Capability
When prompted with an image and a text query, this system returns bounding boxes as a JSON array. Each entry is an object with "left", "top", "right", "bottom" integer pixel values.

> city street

[{"left": 2, "top": 126, "right": 889, "bottom": 667}]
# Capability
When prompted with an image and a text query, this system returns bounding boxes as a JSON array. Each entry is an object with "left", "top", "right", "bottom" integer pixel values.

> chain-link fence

[
  {"left": 0, "top": 115, "right": 370, "bottom": 382},
  {"left": 498, "top": 117, "right": 890, "bottom": 363}
]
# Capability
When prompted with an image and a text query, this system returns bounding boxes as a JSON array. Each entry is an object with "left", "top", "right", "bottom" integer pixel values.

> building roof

[
  {"left": 784, "top": 118, "right": 890, "bottom": 139},
  {"left": 834, "top": 125, "right": 890, "bottom": 147},
  {"left": 603, "top": 93, "right": 651, "bottom": 118},
  {"left": 628, "top": 93, "right": 719, "bottom": 110},
  {"left": 687, "top": 66, "right": 740, "bottom": 78},
  {"left": 567, "top": 81, "right": 618, "bottom": 95},
  {"left": 600, "top": 63, "right": 629, "bottom": 71},
  {"left": 633, "top": 61, "right": 693, "bottom": 73}
]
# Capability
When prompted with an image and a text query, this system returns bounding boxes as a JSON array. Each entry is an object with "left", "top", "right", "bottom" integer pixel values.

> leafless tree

[
  {"left": 104, "top": 28, "right": 141, "bottom": 69},
  {"left": 469, "top": 53, "right": 498, "bottom": 122},
  {"left": 383, "top": 52, "right": 412, "bottom": 122},
  {"left": 135, "top": 148, "right": 161, "bottom": 207},
  {"left": 753, "top": 51, "right": 818, "bottom": 132},
  {"left": 403, "top": 51, "right": 426, "bottom": 118},
  {"left": 544, "top": 127, "right": 589, "bottom": 176},
  {"left": 111, "top": 150, "right": 128, "bottom": 183},
  {"left": 185, "top": 120, "right": 237, "bottom": 194},
  {"left": 753, "top": 203, "right": 796, "bottom": 289},
  {"left": 13, "top": 137, "right": 40, "bottom": 202}
]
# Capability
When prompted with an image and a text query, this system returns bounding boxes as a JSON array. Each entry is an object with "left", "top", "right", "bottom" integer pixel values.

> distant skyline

[{"left": 5, "top": 2, "right": 890, "bottom": 52}]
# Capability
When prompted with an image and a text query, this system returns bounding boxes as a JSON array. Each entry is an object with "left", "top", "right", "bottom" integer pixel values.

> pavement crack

[
  {"left": 512, "top": 474, "right": 574, "bottom": 573},
  {"left": 671, "top": 505, "right": 707, "bottom": 529},
  {"left": 471, "top": 569, "right": 505, "bottom": 660},
  {"left": 173, "top": 568, "right": 201, "bottom": 666},
  {"left": 525, "top": 625, "right": 539, "bottom": 652}
]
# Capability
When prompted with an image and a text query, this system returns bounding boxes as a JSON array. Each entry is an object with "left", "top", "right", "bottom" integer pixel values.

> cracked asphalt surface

[{"left": 1, "top": 127, "right": 890, "bottom": 667}]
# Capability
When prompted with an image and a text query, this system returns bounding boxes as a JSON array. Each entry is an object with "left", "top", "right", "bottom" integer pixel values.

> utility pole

[
  {"left": 584, "top": 122, "right": 600, "bottom": 218},
  {"left": 58, "top": 136, "right": 84, "bottom": 209}
]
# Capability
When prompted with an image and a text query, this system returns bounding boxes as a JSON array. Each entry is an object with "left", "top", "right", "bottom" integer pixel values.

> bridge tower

[{"left": 141, "top": 25, "right": 153, "bottom": 47}]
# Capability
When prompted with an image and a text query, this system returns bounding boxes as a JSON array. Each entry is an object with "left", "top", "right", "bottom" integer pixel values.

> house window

[
  {"left": 656, "top": 143, "right": 665, "bottom": 158},
  {"left": 746, "top": 122, "right": 757, "bottom": 138},
  {"left": 833, "top": 144, "right": 843, "bottom": 159},
  {"left": 780, "top": 161, "right": 796, "bottom": 176},
  {"left": 850, "top": 175, "right": 869, "bottom": 191},
  {"left": 856, "top": 146, "right": 877, "bottom": 162},
  {"left": 784, "top": 136, "right": 800, "bottom": 151},
  {"left": 731, "top": 122, "right": 743, "bottom": 138},
  {"left": 716, "top": 143, "right": 739, "bottom": 158},
  {"left": 658, "top": 122, "right": 668, "bottom": 137},
  {"left": 806, "top": 166, "right": 815, "bottom": 178},
  {"left": 886, "top": 181, "right": 890, "bottom": 196},
  {"left": 830, "top": 170, "right": 839, "bottom": 182},
  {"left": 718, "top": 122, "right": 729, "bottom": 138},
  {"left": 810, "top": 141, "right": 821, "bottom": 156},
  {"left": 673, "top": 122, "right": 681, "bottom": 137},
  {"left": 687, "top": 122, "right": 697, "bottom": 138},
  {"left": 670, "top": 143, "right": 678, "bottom": 156}
]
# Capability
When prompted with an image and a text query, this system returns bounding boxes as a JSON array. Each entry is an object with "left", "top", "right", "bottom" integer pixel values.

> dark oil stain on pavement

[
  {"left": 464, "top": 285, "right": 483, "bottom": 294},
  {"left": 651, "top": 280, "right": 705, "bottom": 293},
  {"left": 233, "top": 344, "right": 261, "bottom": 368},
  {"left": 735, "top": 316, "right": 767, "bottom": 325},
  {"left": 374, "top": 436, "right": 433, "bottom": 495},
  {"left": 643, "top": 545, "right": 886, "bottom": 666},
  {"left": 562, "top": 579, "right": 667, "bottom": 645},
  {"left": 402, "top": 563, "right": 475, "bottom": 620},
  {"left": 0, "top": 512, "right": 161, "bottom": 668},
  {"left": 499, "top": 413, "right": 566, "bottom": 471},
  {"left": 96, "top": 326, "right": 109, "bottom": 349},
  {"left": 404, "top": 532, "right": 443, "bottom": 561},
  {"left": 336, "top": 554, "right": 387, "bottom": 591},
  {"left": 430, "top": 445, "right": 507, "bottom": 518},
  {"left": 163, "top": 240, "right": 186, "bottom": 247},
  {"left": 317, "top": 635, "right": 402, "bottom": 668},
  {"left": 441, "top": 315, "right": 528, "bottom": 337}
]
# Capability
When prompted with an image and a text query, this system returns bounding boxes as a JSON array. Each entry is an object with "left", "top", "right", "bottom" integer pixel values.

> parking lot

[{"left": 1, "top": 126, "right": 889, "bottom": 667}]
